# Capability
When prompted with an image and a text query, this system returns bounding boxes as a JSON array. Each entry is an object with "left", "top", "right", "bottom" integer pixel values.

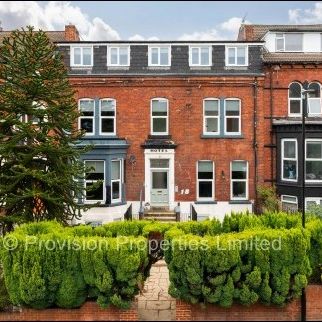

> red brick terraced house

[
  {"left": 239, "top": 24, "right": 322, "bottom": 212},
  {"left": 54, "top": 37, "right": 267, "bottom": 223}
]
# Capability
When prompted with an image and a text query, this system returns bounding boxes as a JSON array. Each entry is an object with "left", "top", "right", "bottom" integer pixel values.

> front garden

[{"left": 0, "top": 211, "right": 322, "bottom": 312}]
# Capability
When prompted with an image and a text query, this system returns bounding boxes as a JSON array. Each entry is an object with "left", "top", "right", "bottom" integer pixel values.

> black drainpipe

[
  {"left": 269, "top": 67, "right": 274, "bottom": 184},
  {"left": 253, "top": 78, "right": 258, "bottom": 213}
]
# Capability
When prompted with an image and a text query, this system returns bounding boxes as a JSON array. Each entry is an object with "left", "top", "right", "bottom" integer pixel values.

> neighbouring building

[
  {"left": 0, "top": 24, "right": 80, "bottom": 42},
  {"left": 238, "top": 24, "right": 322, "bottom": 212},
  {"left": 55, "top": 38, "right": 267, "bottom": 223}
]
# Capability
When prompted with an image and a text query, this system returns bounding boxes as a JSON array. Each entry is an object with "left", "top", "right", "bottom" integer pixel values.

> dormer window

[
  {"left": 275, "top": 33, "right": 303, "bottom": 52},
  {"left": 108, "top": 46, "right": 130, "bottom": 66},
  {"left": 225, "top": 46, "right": 248, "bottom": 66},
  {"left": 189, "top": 46, "right": 211, "bottom": 66},
  {"left": 148, "top": 46, "right": 171, "bottom": 66},
  {"left": 71, "top": 46, "right": 93, "bottom": 67}
]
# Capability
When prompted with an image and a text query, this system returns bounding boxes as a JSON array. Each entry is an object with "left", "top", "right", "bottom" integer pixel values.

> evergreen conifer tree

[{"left": 0, "top": 27, "right": 90, "bottom": 232}]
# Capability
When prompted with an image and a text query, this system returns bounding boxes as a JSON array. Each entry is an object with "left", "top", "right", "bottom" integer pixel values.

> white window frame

[
  {"left": 99, "top": 98, "right": 116, "bottom": 135},
  {"left": 203, "top": 98, "right": 220, "bottom": 135},
  {"left": 151, "top": 98, "right": 169, "bottom": 135},
  {"left": 111, "top": 159, "right": 123, "bottom": 204},
  {"left": 225, "top": 45, "right": 248, "bottom": 66},
  {"left": 107, "top": 46, "right": 130, "bottom": 66},
  {"left": 288, "top": 82, "right": 302, "bottom": 117},
  {"left": 281, "top": 195, "right": 298, "bottom": 212},
  {"left": 230, "top": 160, "right": 248, "bottom": 201},
  {"left": 281, "top": 138, "right": 298, "bottom": 182},
  {"left": 196, "top": 160, "right": 214, "bottom": 201},
  {"left": 224, "top": 98, "right": 241, "bottom": 135},
  {"left": 71, "top": 46, "right": 93, "bottom": 67},
  {"left": 275, "top": 33, "right": 304, "bottom": 52},
  {"left": 189, "top": 46, "right": 212, "bottom": 66},
  {"left": 305, "top": 197, "right": 322, "bottom": 210},
  {"left": 275, "top": 33, "right": 285, "bottom": 52},
  {"left": 307, "top": 82, "right": 322, "bottom": 116},
  {"left": 78, "top": 98, "right": 95, "bottom": 136},
  {"left": 305, "top": 139, "right": 322, "bottom": 183},
  {"left": 148, "top": 46, "right": 171, "bottom": 66},
  {"left": 84, "top": 160, "right": 106, "bottom": 204}
]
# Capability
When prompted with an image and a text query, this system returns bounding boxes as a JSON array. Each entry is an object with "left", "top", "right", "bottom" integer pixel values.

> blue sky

[
  {"left": 0, "top": 1, "right": 321, "bottom": 40},
  {"left": 76, "top": 1, "right": 317, "bottom": 39}
]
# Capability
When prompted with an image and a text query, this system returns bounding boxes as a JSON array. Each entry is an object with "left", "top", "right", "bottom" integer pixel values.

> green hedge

[
  {"left": 165, "top": 228, "right": 311, "bottom": 307},
  {"left": 1, "top": 211, "right": 322, "bottom": 309},
  {"left": 1, "top": 229, "right": 148, "bottom": 309}
]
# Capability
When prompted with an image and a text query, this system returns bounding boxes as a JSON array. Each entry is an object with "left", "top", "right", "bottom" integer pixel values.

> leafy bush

[
  {"left": 0, "top": 227, "right": 149, "bottom": 309},
  {"left": 0, "top": 264, "right": 11, "bottom": 311},
  {"left": 257, "top": 185, "right": 280, "bottom": 213},
  {"left": 166, "top": 228, "right": 310, "bottom": 307}
]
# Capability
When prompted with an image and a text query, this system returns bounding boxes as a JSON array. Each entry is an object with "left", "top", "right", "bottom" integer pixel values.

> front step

[{"left": 144, "top": 210, "right": 177, "bottom": 222}]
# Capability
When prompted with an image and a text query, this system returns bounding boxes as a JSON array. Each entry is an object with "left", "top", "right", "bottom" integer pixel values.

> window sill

[
  {"left": 201, "top": 134, "right": 244, "bottom": 139},
  {"left": 195, "top": 201, "right": 217, "bottom": 205},
  {"left": 79, "top": 201, "right": 127, "bottom": 208},
  {"left": 189, "top": 66, "right": 211, "bottom": 70},
  {"left": 229, "top": 200, "right": 252, "bottom": 204}
]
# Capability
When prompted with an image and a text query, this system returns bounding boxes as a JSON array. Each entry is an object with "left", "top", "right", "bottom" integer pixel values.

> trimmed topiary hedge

[
  {"left": 1, "top": 228, "right": 148, "bottom": 309},
  {"left": 1, "top": 211, "right": 322, "bottom": 310},
  {"left": 165, "top": 228, "right": 311, "bottom": 307}
]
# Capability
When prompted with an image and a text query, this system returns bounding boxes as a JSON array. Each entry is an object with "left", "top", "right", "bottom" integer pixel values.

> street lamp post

[{"left": 300, "top": 81, "right": 315, "bottom": 322}]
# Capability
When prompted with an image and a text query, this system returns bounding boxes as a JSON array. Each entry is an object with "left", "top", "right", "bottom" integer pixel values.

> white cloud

[
  {"left": 178, "top": 16, "right": 250, "bottom": 41},
  {"left": 289, "top": 2, "right": 322, "bottom": 23},
  {"left": 178, "top": 28, "right": 223, "bottom": 41},
  {"left": 0, "top": 2, "right": 250, "bottom": 41},
  {"left": 129, "top": 34, "right": 159, "bottom": 41},
  {"left": 0, "top": 1, "right": 120, "bottom": 40},
  {"left": 220, "top": 17, "right": 250, "bottom": 34}
]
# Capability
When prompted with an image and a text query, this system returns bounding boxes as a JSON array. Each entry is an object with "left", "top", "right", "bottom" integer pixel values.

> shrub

[
  {"left": 0, "top": 228, "right": 149, "bottom": 309},
  {"left": 0, "top": 264, "right": 11, "bottom": 311},
  {"left": 166, "top": 228, "right": 311, "bottom": 307},
  {"left": 257, "top": 185, "right": 280, "bottom": 213}
]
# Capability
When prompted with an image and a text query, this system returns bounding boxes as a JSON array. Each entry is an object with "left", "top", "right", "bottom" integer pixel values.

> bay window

[
  {"left": 111, "top": 159, "right": 122, "bottom": 203},
  {"left": 306, "top": 140, "right": 322, "bottom": 182},
  {"left": 231, "top": 161, "right": 248, "bottom": 200},
  {"left": 84, "top": 160, "right": 105, "bottom": 203},
  {"left": 281, "top": 195, "right": 298, "bottom": 213},
  {"left": 197, "top": 161, "right": 214, "bottom": 200},
  {"left": 79, "top": 99, "right": 95, "bottom": 135},
  {"left": 281, "top": 139, "right": 297, "bottom": 181},
  {"left": 151, "top": 98, "right": 168, "bottom": 135},
  {"left": 100, "top": 99, "right": 116, "bottom": 135}
]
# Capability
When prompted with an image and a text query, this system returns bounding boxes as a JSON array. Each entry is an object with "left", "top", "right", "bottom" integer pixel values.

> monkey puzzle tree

[{"left": 0, "top": 27, "right": 90, "bottom": 232}]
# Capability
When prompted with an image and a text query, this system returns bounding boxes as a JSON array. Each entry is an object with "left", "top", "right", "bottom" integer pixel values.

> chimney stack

[{"left": 64, "top": 24, "right": 80, "bottom": 41}]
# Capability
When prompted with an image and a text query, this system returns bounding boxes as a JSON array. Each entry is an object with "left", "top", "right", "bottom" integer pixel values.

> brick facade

[
  {"left": 176, "top": 284, "right": 322, "bottom": 321},
  {"left": 0, "top": 301, "right": 138, "bottom": 321},
  {"left": 71, "top": 75, "right": 265, "bottom": 212}
]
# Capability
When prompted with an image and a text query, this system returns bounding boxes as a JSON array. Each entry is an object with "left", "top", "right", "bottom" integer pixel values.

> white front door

[
  {"left": 150, "top": 159, "right": 169, "bottom": 206},
  {"left": 151, "top": 170, "right": 169, "bottom": 205}
]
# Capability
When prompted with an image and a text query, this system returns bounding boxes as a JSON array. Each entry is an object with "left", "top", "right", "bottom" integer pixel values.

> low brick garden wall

[
  {"left": 176, "top": 285, "right": 322, "bottom": 321},
  {"left": 0, "top": 301, "right": 138, "bottom": 321}
]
